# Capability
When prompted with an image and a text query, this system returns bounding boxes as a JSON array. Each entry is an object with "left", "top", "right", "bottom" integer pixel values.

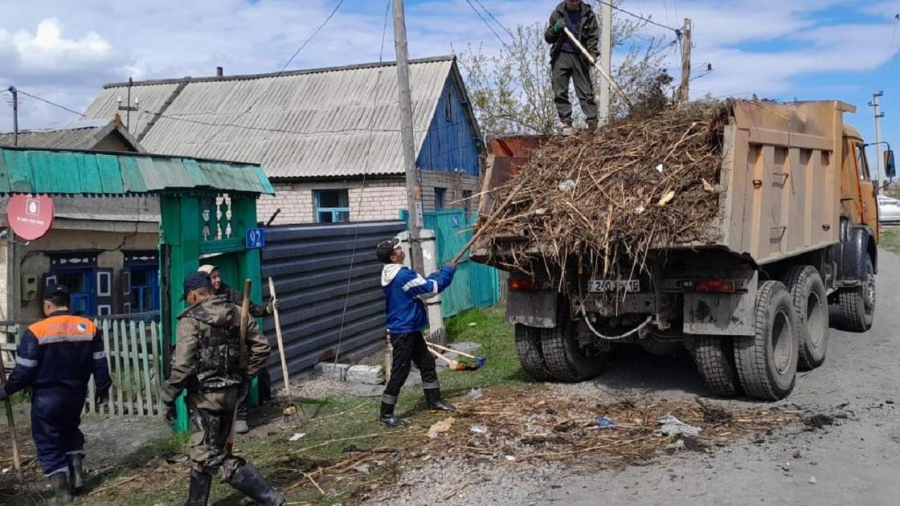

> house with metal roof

[
  {"left": 0, "top": 121, "right": 160, "bottom": 321},
  {"left": 83, "top": 55, "right": 484, "bottom": 225}
]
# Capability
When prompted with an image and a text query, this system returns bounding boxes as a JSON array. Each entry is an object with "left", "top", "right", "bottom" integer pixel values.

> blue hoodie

[{"left": 381, "top": 264, "right": 455, "bottom": 334}]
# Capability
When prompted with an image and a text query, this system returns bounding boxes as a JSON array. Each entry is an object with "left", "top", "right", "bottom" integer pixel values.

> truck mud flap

[
  {"left": 683, "top": 273, "right": 757, "bottom": 337},
  {"left": 507, "top": 290, "right": 558, "bottom": 328}
]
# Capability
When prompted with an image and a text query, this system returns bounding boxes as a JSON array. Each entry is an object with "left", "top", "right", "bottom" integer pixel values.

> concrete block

[
  {"left": 346, "top": 365, "right": 385, "bottom": 385},
  {"left": 315, "top": 362, "right": 350, "bottom": 381}
]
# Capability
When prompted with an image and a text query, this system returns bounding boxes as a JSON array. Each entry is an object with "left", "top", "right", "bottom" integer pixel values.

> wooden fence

[
  {"left": 86, "top": 320, "right": 163, "bottom": 417},
  {"left": 0, "top": 317, "right": 163, "bottom": 417}
]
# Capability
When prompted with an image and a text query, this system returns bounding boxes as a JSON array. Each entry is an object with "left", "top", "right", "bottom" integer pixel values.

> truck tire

[
  {"left": 514, "top": 324, "right": 552, "bottom": 381},
  {"left": 784, "top": 266, "right": 828, "bottom": 370},
  {"left": 734, "top": 280, "right": 799, "bottom": 401},
  {"left": 539, "top": 303, "right": 608, "bottom": 382},
  {"left": 692, "top": 337, "right": 740, "bottom": 397},
  {"left": 838, "top": 255, "right": 875, "bottom": 332}
]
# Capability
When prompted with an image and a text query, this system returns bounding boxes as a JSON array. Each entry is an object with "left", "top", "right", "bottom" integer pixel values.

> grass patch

[{"left": 881, "top": 227, "right": 900, "bottom": 255}]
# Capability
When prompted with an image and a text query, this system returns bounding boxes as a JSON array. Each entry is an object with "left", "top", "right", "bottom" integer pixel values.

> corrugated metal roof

[
  {"left": 83, "top": 56, "right": 471, "bottom": 179},
  {"left": 0, "top": 147, "right": 274, "bottom": 196}
]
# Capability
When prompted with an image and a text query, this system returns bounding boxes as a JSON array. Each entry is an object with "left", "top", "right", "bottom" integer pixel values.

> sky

[{"left": 1, "top": 0, "right": 899, "bottom": 175}]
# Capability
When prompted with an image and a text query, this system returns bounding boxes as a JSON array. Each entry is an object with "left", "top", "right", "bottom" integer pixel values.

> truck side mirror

[{"left": 886, "top": 150, "right": 896, "bottom": 179}]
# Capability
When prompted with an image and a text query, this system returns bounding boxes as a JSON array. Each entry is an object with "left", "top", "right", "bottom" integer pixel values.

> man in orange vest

[{"left": 0, "top": 284, "right": 112, "bottom": 504}]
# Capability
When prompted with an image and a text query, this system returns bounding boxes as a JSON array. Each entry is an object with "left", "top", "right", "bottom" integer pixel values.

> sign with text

[
  {"left": 8, "top": 194, "right": 54, "bottom": 240},
  {"left": 245, "top": 228, "right": 266, "bottom": 249}
]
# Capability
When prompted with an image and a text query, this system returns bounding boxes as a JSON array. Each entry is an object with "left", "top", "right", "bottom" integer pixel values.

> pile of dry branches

[{"left": 481, "top": 102, "right": 730, "bottom": 281}]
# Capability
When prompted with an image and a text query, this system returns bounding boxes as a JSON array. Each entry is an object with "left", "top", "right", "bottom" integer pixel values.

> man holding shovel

[
  {"left": 0, "top": 284, "right": 111, "bottom": 504},
  {"left": 160, "top": 272, "right": 284, "bottom": 506},
  {"left": 376, "top": 238, "right": 456, "bottom": 427},
  {"left": 545, "top": 0, "right": 600, "bottom": 131}
]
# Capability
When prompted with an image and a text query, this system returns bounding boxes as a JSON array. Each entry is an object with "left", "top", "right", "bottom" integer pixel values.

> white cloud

[{"left": 12, "top": 18, "right": 111, "bottom": 70}]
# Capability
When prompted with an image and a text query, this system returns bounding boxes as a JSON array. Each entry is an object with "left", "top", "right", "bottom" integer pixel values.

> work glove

[
  {"left": 163, "top": 401, "right": 177, "bottom": 426},
  {"left": 266, "top": 297, "right": 280, "bottom": 315},
  {"left": 553, "top": 19, "right": 565, "bottom": 33},
  {"left": 0, "top": 387, "right": 8, "bottom": 401},
  {"left": 96, "top": 390, "right": 109, "bottom": 406}
]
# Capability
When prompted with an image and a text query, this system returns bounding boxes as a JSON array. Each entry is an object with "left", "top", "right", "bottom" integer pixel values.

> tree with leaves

[{"left": 458, "top": 0, "right": 675, "bottom": 136}]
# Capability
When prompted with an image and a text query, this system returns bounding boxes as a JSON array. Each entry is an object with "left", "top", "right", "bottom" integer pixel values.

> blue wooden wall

[{"left": 416, "top": 76, "right": 481, "bottom": 177}]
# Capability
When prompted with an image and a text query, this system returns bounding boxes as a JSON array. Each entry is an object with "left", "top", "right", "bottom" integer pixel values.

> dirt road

[{"left": 375, "top": 250, "right": 900, "bottom": 506}]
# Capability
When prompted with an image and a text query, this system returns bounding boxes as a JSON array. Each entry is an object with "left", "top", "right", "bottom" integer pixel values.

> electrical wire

[
  {"left": 472, "top": 0, "right": 515, "bottom": 39},
  {"left": 464, "top": 0, "right": 509, "bottom": 47},
  {"left": 333, "top": 0, "right": 391, "bottom": 365},
  {"left": 15, "top": 89, "right": 86, "bottom": 118},
  {"left": 595, "top": 0, "right": 680, "bottom": 33},
  {"left": 878, "top": 14, "right": 900, "bottom": 89}
]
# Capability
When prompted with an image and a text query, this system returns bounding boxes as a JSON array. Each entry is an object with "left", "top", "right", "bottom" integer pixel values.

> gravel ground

[{"left": 362, "top": 249, "right": 900, "bottom": 506}]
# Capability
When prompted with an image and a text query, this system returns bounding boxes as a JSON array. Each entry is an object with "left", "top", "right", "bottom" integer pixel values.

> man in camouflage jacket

[{"left": 160, "top": 272, "right": 283, "bottom": 506}]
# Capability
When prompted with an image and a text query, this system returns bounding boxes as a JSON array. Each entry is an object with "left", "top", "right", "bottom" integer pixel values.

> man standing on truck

[
  {"left": 161, "top": 272, "right": 284, "bottom": 506},
  {"left": 545, "top": 0, "right": 600, "bottom": 132},
  {"left": 198, "top": 264, "right": 277, "bottom": 435},
  {"left": 376, "top": 237, "right": 456, "bottom": 426},
  {"left": 0, "top": 284, "right": 112, "bottom": 504}
]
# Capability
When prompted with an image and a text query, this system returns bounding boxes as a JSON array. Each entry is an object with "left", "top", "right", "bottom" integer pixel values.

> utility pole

[
  {"left": 678, "top": 18, "right": 693, "bottom": 105},
  {"left": 392, "top": 0, "right": 424, "bottom": 272},
  {"left": 870, "top": 91, "right": 884, "bottom": 186},
  {"left": 8, "top": 86, "right": 18, "bottom": 146},
  {"left": 598, "top": 0, "right": 612, "bottom": 125}
]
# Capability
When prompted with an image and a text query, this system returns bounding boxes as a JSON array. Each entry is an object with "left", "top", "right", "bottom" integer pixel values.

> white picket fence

[{"left": 86, "top": 320, "right": 163, "bottom": 417}]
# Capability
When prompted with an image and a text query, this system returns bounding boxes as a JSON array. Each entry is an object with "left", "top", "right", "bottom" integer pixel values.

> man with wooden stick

[
  {"left": 545, "top": 0, "right": 600, "bottom": 132},
  {"left": 376, "top": 238, "right": 456, "bottom": 427},
  {"left": 198, "top": 264, "right": 278, "bottom": 435},
  {"left": 0, "top": 284, "right": 111, "bottom": 504},
  {"left": 160, "top": 272, "right": 284, "bottom": 506}
]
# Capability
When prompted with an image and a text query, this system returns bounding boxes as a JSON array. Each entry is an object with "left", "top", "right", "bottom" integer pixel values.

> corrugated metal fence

[{"left": 260, "top": 221, "right": 405, "bottom": 387}]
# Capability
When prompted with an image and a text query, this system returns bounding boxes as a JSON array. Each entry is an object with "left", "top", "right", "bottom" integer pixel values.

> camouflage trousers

[{"left": 187, "top": 388, "right": 244, "bottom": 479}]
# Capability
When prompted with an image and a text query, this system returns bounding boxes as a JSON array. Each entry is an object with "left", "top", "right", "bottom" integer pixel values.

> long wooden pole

[
  {"left": 450, "top": 176, "right": 530, "bottom": 265},
  {"left": 227, "top": 279, "right": 252, "bottom": 450},
  {"left": 268, "top": 277, "right": 291, "bottom": 397},
  {"left": 679, "top": 18, "right": 693, "bottom": 106},
  {"left": 562, "top": 27, "right": 633, "bottom": 109},
  {"left": 0, "top": 352, "right": 23, "bottom": 482}
]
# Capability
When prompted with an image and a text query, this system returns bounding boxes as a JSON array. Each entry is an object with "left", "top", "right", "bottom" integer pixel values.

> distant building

[
  {"left": 0, "top": 118, "right": 159, "bottom": 320},
  {"left": 84, "top": 55, "right": 484, "bottom": 225}
]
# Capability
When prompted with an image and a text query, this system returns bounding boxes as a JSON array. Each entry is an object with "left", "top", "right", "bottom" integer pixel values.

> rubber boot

[
  {"left": 226, "top": 463, "right": 285, "bottom": 506},
  {"left": 67, "top": 454, "right": 85, "bottom": 491},
  {"left": 379, "top": 401, "right": 407, "bottom": 427},
  {"left": 49, "top": 473, "right": 73, "bottom": 504},
  {"left": 183, "top": 470, "right": 212, "bottom": 506},
  {"left": 425, "top": 389, "right": 456, "bottom": 412}
]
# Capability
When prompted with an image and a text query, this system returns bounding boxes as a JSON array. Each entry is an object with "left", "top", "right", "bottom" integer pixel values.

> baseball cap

[
  {"left": 182, "top": 272, "right": 213, "bottom": 300},
  {"left": 376, "top": 237, "right": 401, "bottom": 263},
  {"left": 198, "top": 264, "right": 217, "bottom": 275},
  {"left": 43, "top": 284, "right": 70, "bottom": 300}
]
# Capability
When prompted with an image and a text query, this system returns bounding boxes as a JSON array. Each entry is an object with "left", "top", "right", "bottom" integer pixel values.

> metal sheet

[{"left": 260, "top": 221, "right": 405, "bottom": 387}]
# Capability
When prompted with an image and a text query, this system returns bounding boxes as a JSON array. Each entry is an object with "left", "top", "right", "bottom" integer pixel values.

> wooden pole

[
  {"left": 228, "top": 279, "right": 252, "bottom": 450},
  {"left": 450, "top": 176, "right": 529, "bottom": 265},
  {"left": 0, "top": 352, "right": 23, "bottom": 483},
  {"left": 392, "top": 0, "right": 425, "bottom": 273},
  {"left": 679, "top": 18, "right": 693, "bottom": 105},
  {"left": 562, "top": 27, "right": 633, "bottom": 109},
  {"left": 268, "top": 277, "right": 291, "bottom": 397},
  {"left": 598, "top": 0, "right": 613, "bottom": 124}
]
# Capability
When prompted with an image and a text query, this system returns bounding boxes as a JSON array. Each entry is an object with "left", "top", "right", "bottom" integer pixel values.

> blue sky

[{"left": 1, "top": 0, "right": 898, "bottom": 174}]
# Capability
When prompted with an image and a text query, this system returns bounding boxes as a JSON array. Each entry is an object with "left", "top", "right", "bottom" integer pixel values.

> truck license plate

[{"left": 587, "top": 279, "right": 640, "bottom": 293}]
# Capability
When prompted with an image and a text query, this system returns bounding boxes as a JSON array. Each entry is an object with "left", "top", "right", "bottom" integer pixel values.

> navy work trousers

[{"left": 31, "top": 387, "right": 86, "bottom": 476}]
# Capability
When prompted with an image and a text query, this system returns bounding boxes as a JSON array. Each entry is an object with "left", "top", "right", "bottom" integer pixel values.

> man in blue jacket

[
  {"left": 0, "top": 284, "right": 112, "bottom": 504},
  {"left": 376, "top": 237, "right": 456, "bottom": 426}
]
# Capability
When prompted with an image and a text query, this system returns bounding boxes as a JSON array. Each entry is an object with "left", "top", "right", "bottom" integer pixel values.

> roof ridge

[{"left": 103, "top": 55, "right": 456, "bottom": 89}]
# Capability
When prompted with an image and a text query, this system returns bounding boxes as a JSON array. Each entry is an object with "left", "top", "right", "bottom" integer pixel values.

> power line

[
  {"left": 595, "top": 0, "right": 680, "bottom": 33},
  {"left": 472, "top": 0, "right": 515, "bottom": 39},
  {"left": 878, "top": 14, "right": 900, "bottom": 88},
  {"left": 15, "top": 89, "right": 86, "bottom": 118},
  {"left": 464, "top": 0, "right": 508, "bottom": 47}
]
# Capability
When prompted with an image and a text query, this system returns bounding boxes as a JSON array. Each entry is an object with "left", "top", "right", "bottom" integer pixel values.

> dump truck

[{"left": 474, "top": 100, "right": 896, "bottom": 401}]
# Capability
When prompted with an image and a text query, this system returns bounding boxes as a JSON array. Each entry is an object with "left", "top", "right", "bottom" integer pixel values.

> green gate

[{"left": 402, "top": 209, "right": 500, "bottom": 317}]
